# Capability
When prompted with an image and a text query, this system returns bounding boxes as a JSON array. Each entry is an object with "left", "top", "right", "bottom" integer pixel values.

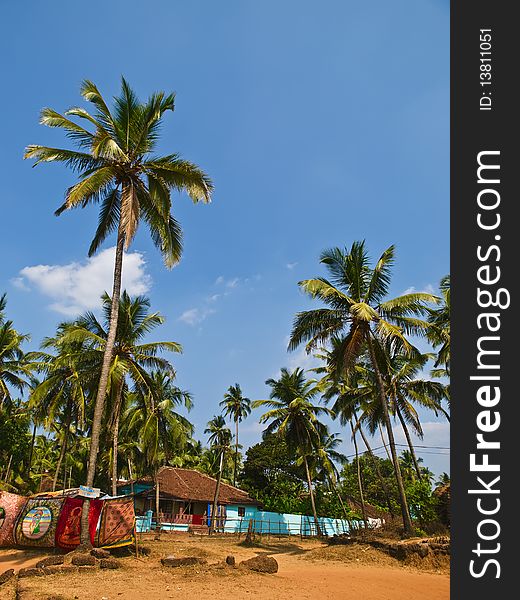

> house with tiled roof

[{"left": 117, "top": 467, "right": 260, "bottom": 531}]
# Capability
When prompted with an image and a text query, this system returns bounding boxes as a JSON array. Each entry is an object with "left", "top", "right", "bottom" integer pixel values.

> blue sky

[{"left": 0, "top": 1, "right": 449, "bottom": 475}]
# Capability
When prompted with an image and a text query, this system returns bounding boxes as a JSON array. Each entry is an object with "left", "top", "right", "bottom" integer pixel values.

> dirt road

[{"left": 0, "top": 535, "right": 449, "bottom": 600}]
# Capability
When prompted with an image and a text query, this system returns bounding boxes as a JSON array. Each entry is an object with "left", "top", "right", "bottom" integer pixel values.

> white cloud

[
  {"left": 10, "top": 277, "right": 30, "bottom": 291},
  {"left": 286, "top": 262, "right": 298, "bottom": 270},
  {"left": 286, "top": 345, "right": 321, "bottom": 374},
  {"left": 402, "top": 283, "right": 435, "bottom": 295},
  {"left": 178, "top": 307, "right": 215, "bottom": 326},
  {"left": 215, "top": 276, "right": 240, "bottom": 288},
  {"left": 17, "top": 247, "right": 151, "bottom": 316},
  {"left": 269, "top": 337, "right": 321, "bottom": 379},
  {"left": 226, "top": 277, "right": 239, "bottom": 288}
]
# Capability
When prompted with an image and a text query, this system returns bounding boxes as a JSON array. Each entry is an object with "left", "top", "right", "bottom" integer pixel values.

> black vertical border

[{"left": 451, "top": 1, "right": 515, "bottom": 596}]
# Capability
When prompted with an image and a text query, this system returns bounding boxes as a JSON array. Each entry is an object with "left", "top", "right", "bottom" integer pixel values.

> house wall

[
  {"left": 119, "top": 483, "right": 153, "bottom": 496},
  {"left": 135, "top": 503, "right": 381, "bottom": 535},
  {"left": 223, "top": 507, "right": 382, "bottom": 536}
]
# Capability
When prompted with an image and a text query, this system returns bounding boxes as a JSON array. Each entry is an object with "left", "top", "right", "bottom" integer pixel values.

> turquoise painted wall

[
  {"left": 134, "top": 501, "right": 369, "bottom": 536},
  {"left": 224, "top": 505, "right": 358, "bottom": 536},
  {"left": 119, "top": 483, "right": 153, "bottom": 496}
]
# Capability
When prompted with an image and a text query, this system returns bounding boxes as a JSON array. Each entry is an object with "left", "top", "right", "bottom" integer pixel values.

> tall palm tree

[
  {"left": 427, "top": 275, "right": 450, "bottom": 376},
  {"left": 126, "top": 371, "right": 193, "bottom": 469},
  {"left": 123, "top": 372, "right": 193, "bottom": 521},
  {"left": 25, "top": 79, "right": 212, "bottom": 543},
  {"left": 205, "top": 415, "right": 232, "bottom": 534},
  {"left": 288, "top": 242, "right": 438, "bottom": 534},
  {"left": 309, "top": 431, "right": 351, "bottom": 522},
  {"left": 220, "top": 383, "right": 251, "bottom": 487},
  {"left": 28, "top": 331, "right": 95, "bottom": 491},
  {"left": 0, "top": 295, "right": 32, "bottom": 409},
  {"left": 325, "top": 378, "right": 396, "bottom": 518},
  {"left": 339, "top": 351, "right": 449, "bottom": 479},
  {"left": 253, "top": 368, "right": 332, "bottom": 536},
  {"left": 62, "top": 292, "right": 182, "bottom": 494}
]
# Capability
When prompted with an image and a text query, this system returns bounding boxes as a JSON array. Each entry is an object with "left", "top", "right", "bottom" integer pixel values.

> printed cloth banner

[
  {"left": 14, "top": 497, "right": 64, "bottom": 548},
  {"left": 55, "top": 497, "right": 103, "bottom": 549},
  {"left": 0, "top": 491, "right": 27, "bottom": 547},
  {"left": 96, "top": 497, "right": 135, "bottom": 548}
]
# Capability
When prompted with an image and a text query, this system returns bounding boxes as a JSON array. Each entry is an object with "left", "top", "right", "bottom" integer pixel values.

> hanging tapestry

[
  {"left": 0, "top": 491, "right": 27, "bottom": 547},
  {"left": 14, "top": 496, "right": 64, "bottom": 548},
  {"left": 96, "top": 497, "right": 135, "bottom": 548},
  {"left": 55, "top": 497, "right": 102, "bottom": 549}
]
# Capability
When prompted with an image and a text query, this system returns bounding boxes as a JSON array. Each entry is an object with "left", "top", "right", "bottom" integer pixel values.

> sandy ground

[{"left": 0, "top": 534, "right": 450, "bottom": 600}]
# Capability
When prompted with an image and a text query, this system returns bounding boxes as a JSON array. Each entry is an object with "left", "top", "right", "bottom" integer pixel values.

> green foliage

[
  {"left": 240, "top": 434, "right": 306, "bottom": 513},
  {"left": 0, "top": 294, "right": 33, "bottom": 409},
  {"left": 0, "top": 404, "right": 32, "bottom": 486},
  {"left": 405, "top": 478, "right": 439, "bottom": 526},
  {"left": 25, "top": 78, "right": 213, "bottom": 267},
  {"left": 339, "top": 454, "right": 400, "bottom": 515}
]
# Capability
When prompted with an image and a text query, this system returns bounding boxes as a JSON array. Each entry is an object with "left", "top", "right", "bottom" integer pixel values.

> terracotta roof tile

[{"left": 133, "top": 467, "right": 259, "bottom": 505}]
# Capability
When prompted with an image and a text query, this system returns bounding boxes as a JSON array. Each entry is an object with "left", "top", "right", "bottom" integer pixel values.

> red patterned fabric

[
  {"left": 55, "top": 497, "right": 103, "bottom": 549},
  {"left": 96, "top": 497, "right": 135, "bottom": 548},
  {"left": 0, "top": 491, "right": 27, "bottom": 547},
  {"left": 89, "top": 499, "right": 103, "bottom": 545}
]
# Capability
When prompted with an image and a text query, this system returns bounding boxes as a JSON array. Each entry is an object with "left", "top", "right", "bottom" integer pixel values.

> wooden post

[
  {"left": 244, "top": 518, "right": 254, "bottom": 546},
  {"left": 128, "top": 458, "right": 134, "bottom": 496},
  {"left": 154, "top": 477, "right": 161, "bottom": 539}
]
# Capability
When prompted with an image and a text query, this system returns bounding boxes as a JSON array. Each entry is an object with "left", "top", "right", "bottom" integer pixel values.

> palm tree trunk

[
  {"left": 303, "top": 455, "right": 322, "bottom": 537},
  {"left": 328, "top": 473, "right": 351, "bottom": 525},
  {"left": 155, "top": 471, "right": 161, "bottom": 533},
  {"left": 27, "top": 422, "right": 37, "bottom": 477},
  {"left": 111, "top": 379, "right": 125, "bottom": 496},
  {"left": 111, "top": 412, "right": 121, "bottom": 496},
  {"left": 395, "top": 406, "right": 422, "bottom": 480},
  {"left": 52, "top": 405, "right": 72, "bottom": 492},
  {"left": 233, "top": 418, "right": 239, "bottom": 487},
  {"left": 355, "top": 413, "right": 395, "bottom": 517},
  {"left": 209, "top": 449, "right": 225, "bottom": 535},
  {"left": 80, "top": 217, "right": 126, "bottom": 545},
  {"left": 366, "top": 336, "right": 413, "bottom": 534},
  {"left": 379, "top": 424, "right": 392, "bottom": 463},
  {"left": 350, "top": 419, "right": 368, "bottom": 528}
]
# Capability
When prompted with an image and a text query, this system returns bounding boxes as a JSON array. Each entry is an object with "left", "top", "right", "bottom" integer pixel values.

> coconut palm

[
  {"left": 314, "top": 343, "right": 396, "bottom": 518},
  {"left": 427, "top": 275, "right": 450, "bottom": 376},
  {"left": 25, "top": 79, "right": 212, "bottom": 542},
  {"left": 205, "top": 415, "right": 232, "bottom": 534},
  {"left": 28, "top": 331, "right": 96, "bottom": 491},
  {"left": 288, "top": 242, "right": 439, "bottom": 533},
  {"left": 337, "top": 350, "right": 448, "bottom": 479},
  {"left": 123, "top": 372, "right": 193, "bottom": 521},
  {"left": 0, "top": 295, "right": 33, "bottom": 409},
  {"left": 62, "top": 292, "right": 182, "bottom": 494},
  {"left": 219, "top": 383, "right": 251, "bottom": 486},
  {"left": 435, "top": 472, "right": 450, "bottom": 487},
  {"left": 253, "top": 368, "right": 332, "bottom": 536},
  {"left": 309, "top": 431, "right": 351, "bottom": 522}
]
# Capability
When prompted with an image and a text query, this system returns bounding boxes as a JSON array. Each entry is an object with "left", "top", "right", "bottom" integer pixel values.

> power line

[{"left": 395, "top": 443, "right": 450, "bottom": 450}]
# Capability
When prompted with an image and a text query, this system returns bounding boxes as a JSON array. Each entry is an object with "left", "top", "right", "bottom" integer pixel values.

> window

[{"left": 237, "top": 506, "right": 246, "bottom": 517}]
